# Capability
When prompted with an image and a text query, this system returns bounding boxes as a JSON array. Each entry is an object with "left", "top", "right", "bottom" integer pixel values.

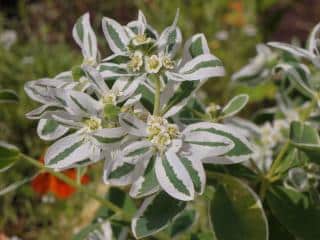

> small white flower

[
  {"left": 82, "top": 56, "right": 97, "bottom": 66},
  {"left": 151, "top": 132, "right": 172, "bottom": 150},
  {"left": 215, "top": 30, "right": 229, "bottom": 41},
  {"left": 243, "top": 24, "right": 257, "bottom": 37},
  {"left": 161, "top": 55, "right": 175, "bottom": 69},
  {"left": 83, "top": 117, "right": 102, "bottom": 132},
  {"left": 132, "top": 34, "right": 152, "bottom": 46},
  {"left": 145, "top": 55, "right": 162, "bottom": 73},
  {"left": 0, "top": 30, "right": 17, "bottom": 50},
  {"left": 128, "top": 51, "right": 144, "bottom": 72}
]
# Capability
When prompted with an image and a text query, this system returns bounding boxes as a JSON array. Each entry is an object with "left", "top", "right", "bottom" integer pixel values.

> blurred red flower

[{"left": 31, "top": 155, "right": 89, "bottom": 199}]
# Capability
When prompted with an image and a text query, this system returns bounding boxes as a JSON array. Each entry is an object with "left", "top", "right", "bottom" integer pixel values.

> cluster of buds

[{"left": 146, "top": 116, "right": 180, "bottom": 151}]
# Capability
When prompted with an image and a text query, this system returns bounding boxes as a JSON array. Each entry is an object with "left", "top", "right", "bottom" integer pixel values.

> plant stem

[
  {"left": 267, "top": 141, "right": 290, "bottom": 179},
  {"left": 20, "top": 153, "right": 130, "bottom": 220},
  {"left": 153, "top": 76, "right": 161, "bottom": 116}
]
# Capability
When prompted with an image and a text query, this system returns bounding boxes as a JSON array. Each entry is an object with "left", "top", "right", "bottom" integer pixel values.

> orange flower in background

[
  {"left": 223, "top": 1, "right": 246, "bottom": 28},
  {"left": 31, "top": 155, "right": 90, "bottom": 199}
]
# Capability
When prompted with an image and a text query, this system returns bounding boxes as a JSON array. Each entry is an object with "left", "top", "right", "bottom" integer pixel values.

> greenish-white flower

[
  {"left": 128, "top": 51, "right": 144, "bottom": 72},
  {"left": 145, "top": 55, "right": 162, "bottom": 74}
]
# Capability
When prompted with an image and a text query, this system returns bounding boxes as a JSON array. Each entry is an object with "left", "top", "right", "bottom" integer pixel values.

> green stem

[
  {"left": 20, "top": 153, "right": 130, "bottom": 220},
  {"left": 153, "top": 76, "right": 161, "bottom": 116},
  {"left": 267, "top": 141, "right": 290, "bottom": 179}
]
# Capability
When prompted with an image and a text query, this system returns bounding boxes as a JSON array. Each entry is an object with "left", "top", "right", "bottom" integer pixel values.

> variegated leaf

[
  {"left": 119, "top": 113, "right": 147, "bottom": 137},
  {"left": 72, "top": 12, "right": 98, "bottom": 61},
  {"left": 166, "top": 54, "right": 225, "bottom": 81},
  {"left": 221, "top": 94, "right": 249, "bottom": 119},
  {"left": 179, "top": 155, "right": 205, "bottom": 194},
  {"left": 181, "top": 33, "right": 210, "bottom": 65},
  {"left": 185, "top": 122, "right": 254, "bottom": 164},
  {"left": 102, "top": 17, "right": 129, "bottom": 53},
  {"left": 155, "top": 150, "right": 195, "bottom": 201},
  {"left": 132, "top": 191, "right": 186, "bottom": 239},
  {"left": 45, "top": 132, "right": 92, "bottom": 169},
  {"left": 37, "top": 119, "right": 69, "bottom": 141},
  {"left": 130, "top": 156, "right": 160, "bottom": 198},
  {"left": 92, "top": 127, "right": 125, "bottom": 145}
]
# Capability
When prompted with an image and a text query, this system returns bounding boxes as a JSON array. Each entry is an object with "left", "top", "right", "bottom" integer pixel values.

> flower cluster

[{"left": 25, "top": 10, "right": 253, "bottom": 205}]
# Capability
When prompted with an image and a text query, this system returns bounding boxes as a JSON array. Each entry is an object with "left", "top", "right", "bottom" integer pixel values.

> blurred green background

[{"left": 0, "top": 0, "right": 319, "bottom": 239}]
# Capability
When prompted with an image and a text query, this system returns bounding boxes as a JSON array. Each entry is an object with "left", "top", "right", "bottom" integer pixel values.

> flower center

[
  {"left": 146, "top": 115, "right": 180, "bottom": 151},
  {"left": 84, "top": 117, "right": 102, "bottom": 131},
  {"left": 145, "top": 55, "right": 162, "bottom": 73},
  {"left": 82, "top": 57, "right": 96, "bottom": 66},
  {"left": 102, "top": 89, "right": 123, "bottom": 105},
  {"left": 128, "top": 51, "right": 143, "bottom": 72},
  {"left": 162, "top": 56, "right": 175, "bottom": 69},
  {"left": 132, "top": 34, "right": 150, "bottom": 45}
]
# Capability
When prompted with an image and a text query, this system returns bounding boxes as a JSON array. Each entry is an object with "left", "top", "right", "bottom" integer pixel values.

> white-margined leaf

[
  {"left": 155, "top": 150, "right": 195, "bottom": 201},
  {"left": 99, "top": 62, "right": 133, "bottom": 78},
  {"left": 37, "top": 119, "right": 69, "bottom": 141},
  {"left": 157, "top": 9, "right": 181, "bottom": 57},
  {"left": 104, "top": 141, "right": 152, "bottom": 186},
  {"left": 130, "top": 156, "right": 160, "bottom": 198},
  {"left": 166, "top": 54, "right": 225, "bottom": 81},
  {"left": 72, "top": 12, "right": 98, "bottom": 62},
  {"left": 221, "top": 94, "right": 249, "bottom": 119},
  {"left": 275, "top": 63, "right": 315, "bottom": 99},
  {"left": 132, "top": 191, "right": 186, "bottom": 239},
  {"left": 92, "top": 127, "right": 126, "bottom": 146},
  {"left": 102, "top": 17, "right": 129, "bottom": 54},
  {"left": 179, "top": 155, "right": 205, "bottom": 194},
  {"left": 183, "top": 128, "right": 234, "bottom": 161},
  {"left": 185, "top": 122, "right": 254, "bottom": 164},
  {"left": 231, "top": 44, "right": 272, "bottom": 84},
  {"left": 161, "top": 80, "right": 203, "bottom": 118},
  {"left": 45, "top": 132, "right": 92, "bottom": 169},
  {"left": 119, "top": 113, "right": 147, "bottom": 137},
  {"left": 180, "top": 33, "right": 210, "bottom": 65}
]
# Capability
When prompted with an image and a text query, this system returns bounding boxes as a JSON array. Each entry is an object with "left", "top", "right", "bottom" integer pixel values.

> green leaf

[
  {"left": 267, "top": 186, "right": 320, "bottom": 240},
  {"left": 221, "top": 94, "right": 249, "bottom": 118},
  {"left": 132, "top": 191, "right": 186, "bottom": 239},
  {"left": 0, "top": 89, "right": 19, "bottom": 103},
  {"left": 290, "top": 121, "right": 320, "bottom": 163},
  {"left": 169, "top": 209, "right": 196, "bottom": 237},
  {"left": 95, "top": 187, "right": 136, "bottom": 221},
  {"left": 0, "top": 142, "right": 20, "bottom": 170},
  {"left": 209, "top": 174, "right": 268, "bottom": 240}
]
